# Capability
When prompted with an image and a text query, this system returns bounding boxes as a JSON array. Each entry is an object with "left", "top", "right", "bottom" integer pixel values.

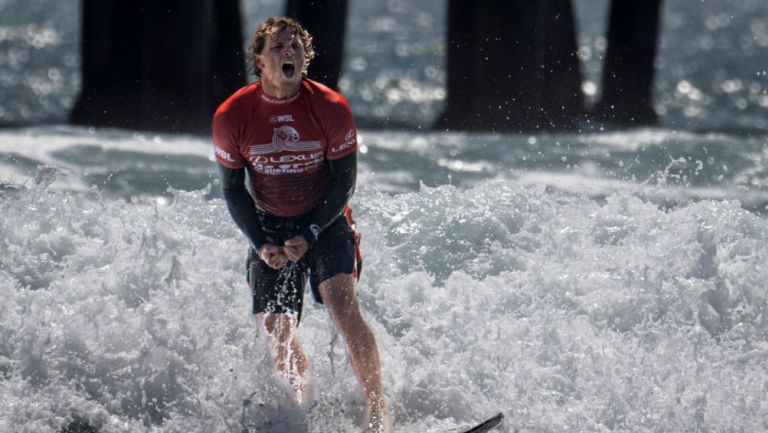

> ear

[{"left": 255, "top": 55, "right": 265, "bottom": 70}]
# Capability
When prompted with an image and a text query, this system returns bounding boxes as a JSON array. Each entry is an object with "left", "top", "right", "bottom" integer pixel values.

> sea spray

[{"left": 3, "top": 173, "right": 767, "bottom": 432}]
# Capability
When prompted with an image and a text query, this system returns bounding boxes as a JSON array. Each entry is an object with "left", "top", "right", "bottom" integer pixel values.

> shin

[
  {"left": 319, "top": 275, "right": 391, "bottom": 432},
  {"left": 262, "top": 312, "right": 310, "bottom": 404}
]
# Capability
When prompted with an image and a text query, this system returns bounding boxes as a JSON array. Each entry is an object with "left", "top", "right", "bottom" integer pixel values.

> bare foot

[{"left": 363, "top": 399, "right": 392, "bottom": 433}]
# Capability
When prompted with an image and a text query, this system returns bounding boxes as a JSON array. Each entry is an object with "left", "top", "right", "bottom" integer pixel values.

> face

[{"left": 256, "top": 28, "right": 306, "bottom": 97}]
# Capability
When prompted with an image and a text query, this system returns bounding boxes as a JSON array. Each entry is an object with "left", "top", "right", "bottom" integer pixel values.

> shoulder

[
  {"left": 212, "top": 82, "right": 262, "bottom": 147},
  {"left": 302, "top": 79, "right": 351, "bottom": 111},
  {"left": 214, "top": 82, "right": 262, "bottom": 121}
]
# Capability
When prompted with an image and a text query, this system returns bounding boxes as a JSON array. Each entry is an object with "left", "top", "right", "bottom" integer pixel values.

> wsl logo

[
  {"left": 248, "top": 126, "right": 322, "bottom": 156},
  {"left": 269, "top": 114, "right": 295, "bottom": 124},
  {"left": 214, "top": 146, "right": 235, "bottom": 162}
]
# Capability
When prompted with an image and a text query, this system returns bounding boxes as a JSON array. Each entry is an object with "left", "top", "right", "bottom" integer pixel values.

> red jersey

[{"left": 212, "top": 79, "right": 358, "bottom": 217}]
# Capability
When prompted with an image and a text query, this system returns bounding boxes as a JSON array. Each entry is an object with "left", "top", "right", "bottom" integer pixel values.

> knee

[
  {"left": 320, "top": 274, "right": 357, "bottom": 309},
  {"left": 319, "top": 274, "right": 367, "bottom": 330},
  {"left": 262, "top": 313, "right": 296, "bottom": 345},
  {"left": 326, "top": 298, "right": 369, "bottom": 339},
  {"left": 323, "top": 288, "right": 358, "bottom": 322},
  {"left": 327, "top": 299, "right": 360, "bottom": 325},
  {"left": 262, "top": 313, "right": 280, "bottom": 336}
]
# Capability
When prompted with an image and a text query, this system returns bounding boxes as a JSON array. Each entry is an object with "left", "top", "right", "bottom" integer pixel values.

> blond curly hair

[{"left": 247, "top": 17, "right": 316, "bottom": 77}]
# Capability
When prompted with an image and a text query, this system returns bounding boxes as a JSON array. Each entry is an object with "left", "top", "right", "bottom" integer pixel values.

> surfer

[{"left": 212, "top": 17, "right": 391, "bottom": 433}]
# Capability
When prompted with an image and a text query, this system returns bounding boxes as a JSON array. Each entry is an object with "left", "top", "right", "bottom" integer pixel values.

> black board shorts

[{"left": 246, "top": 215, "right": 358, "bottom": 319}]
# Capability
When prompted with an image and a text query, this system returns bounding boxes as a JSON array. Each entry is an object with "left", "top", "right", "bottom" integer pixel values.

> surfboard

[{"left": 459, "top": 412, "right": 504, "bottom": 433}]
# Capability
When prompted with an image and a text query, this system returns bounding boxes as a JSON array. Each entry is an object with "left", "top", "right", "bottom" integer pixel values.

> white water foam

[{"left": 2, "top": 169, "right": 767, "bottom": 432}]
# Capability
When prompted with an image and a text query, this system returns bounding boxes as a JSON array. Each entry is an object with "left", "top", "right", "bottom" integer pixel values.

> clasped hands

[{"left": 259, "top": 235, "right": 309, "bottom": 269}]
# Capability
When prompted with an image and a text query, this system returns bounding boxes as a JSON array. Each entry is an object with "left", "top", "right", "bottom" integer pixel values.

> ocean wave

[{"left": 1, "top": 177, "right": 767, "bottom": 432}]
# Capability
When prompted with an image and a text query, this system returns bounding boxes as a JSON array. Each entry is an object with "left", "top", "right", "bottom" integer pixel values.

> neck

[{"left": 261, "top": 79, "right": 301, "bottom": 100}]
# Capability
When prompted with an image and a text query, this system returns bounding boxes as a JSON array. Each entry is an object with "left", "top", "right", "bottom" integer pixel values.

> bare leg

[
  {"left": 319, "top": 274, "right": 391, "bottom": 433},
  {"left": 262, "top": 312, "right": 310, "bottom": 405}
]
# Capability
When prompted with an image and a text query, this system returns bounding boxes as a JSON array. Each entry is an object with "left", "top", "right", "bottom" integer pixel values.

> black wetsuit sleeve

[
  {"left": 300, "top": 152, "right": 357, "bottom": 247},
  {"left": 218, "top": 164, "right": 267, "bottom": 252}
]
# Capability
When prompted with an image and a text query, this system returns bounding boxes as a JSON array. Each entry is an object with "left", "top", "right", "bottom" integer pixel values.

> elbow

[
  {"left": 220, "top": 184, "right": 235, "bottom": 200},
  {"left": 346, "top": 179, "right": 356, "bottom": 200},
  {"left": 346, "top": 184, "right": 355, "bottom": 201},
  {"left": 221, "top": 183, "right": 247, "bottom": 204}
]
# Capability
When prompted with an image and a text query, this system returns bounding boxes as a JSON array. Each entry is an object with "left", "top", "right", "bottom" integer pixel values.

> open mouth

[{"left": 281, "top": 61, "right": 296, "bottom": 79}]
